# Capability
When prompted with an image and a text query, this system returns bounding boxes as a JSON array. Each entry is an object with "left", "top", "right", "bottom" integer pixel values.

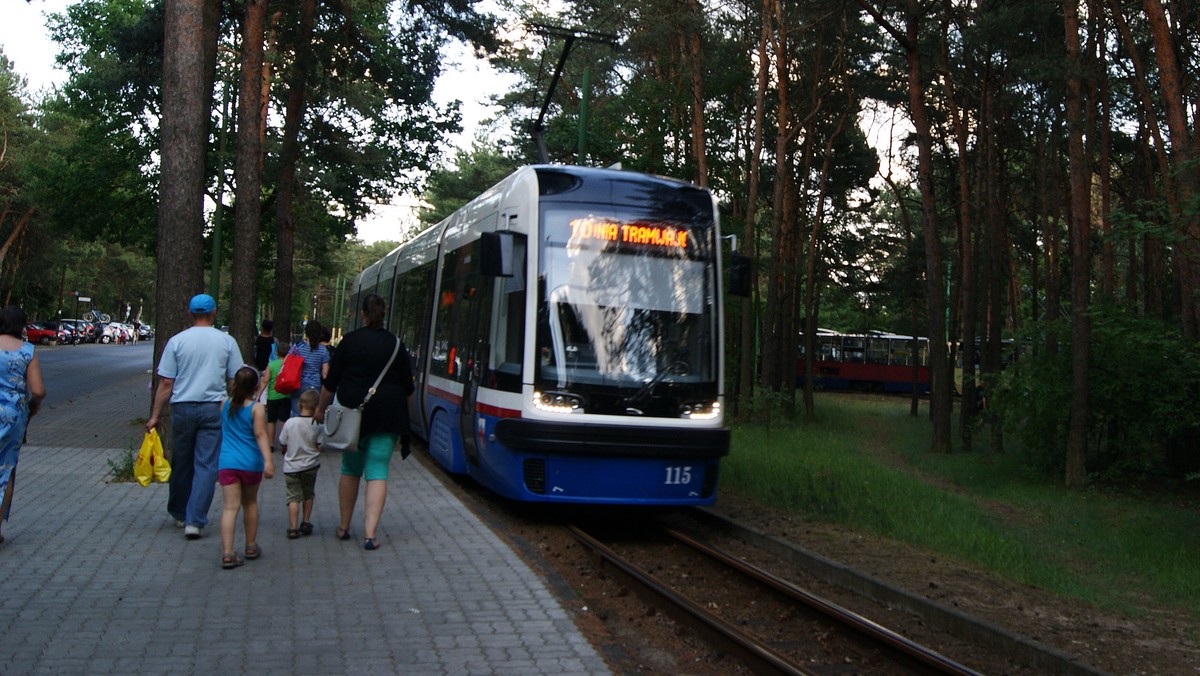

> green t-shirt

[{"left": 266, "top": 357, "right": 289, "bottom": 400}]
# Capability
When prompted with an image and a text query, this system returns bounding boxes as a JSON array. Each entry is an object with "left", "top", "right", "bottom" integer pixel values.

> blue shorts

[{"left": 340, "top": 433, "right": 398, "bottom": 481}]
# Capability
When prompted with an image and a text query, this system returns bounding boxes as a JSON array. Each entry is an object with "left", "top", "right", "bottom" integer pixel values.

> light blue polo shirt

[{"left": 157, "top": 326, "right": 241, "bottom": 403}]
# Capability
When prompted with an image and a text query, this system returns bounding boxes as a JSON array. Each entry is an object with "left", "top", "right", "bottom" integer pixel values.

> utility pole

[{"left": 527, "top": 22, "right": 618, "bottom": 164}]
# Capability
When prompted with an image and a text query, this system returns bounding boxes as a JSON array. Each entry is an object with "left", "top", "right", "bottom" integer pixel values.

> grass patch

[
  {"left": 722, "top": 394, "right": 1200, "bottom": 618},
  {"left": 106, "top": 446, "right": 137, "bottom": 483}
]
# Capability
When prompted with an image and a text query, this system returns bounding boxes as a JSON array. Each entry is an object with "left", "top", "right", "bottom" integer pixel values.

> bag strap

[{"left": 361, "top": 337, "right": 400, "bottom": 407}]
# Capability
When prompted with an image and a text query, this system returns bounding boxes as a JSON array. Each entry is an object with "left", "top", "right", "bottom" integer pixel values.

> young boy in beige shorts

[{"left": 278, "top": 389, "right": 322, "bottom": 538}]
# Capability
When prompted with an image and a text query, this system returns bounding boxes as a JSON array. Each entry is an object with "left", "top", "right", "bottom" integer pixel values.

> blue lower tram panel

[{"left": 493, "top": 419, "right": 729, "bottom": 504}]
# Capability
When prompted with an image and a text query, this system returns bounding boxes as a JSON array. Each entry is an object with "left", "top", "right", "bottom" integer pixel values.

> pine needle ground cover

[{"left": 721, "top": 395, "right": 1200, "bottom": 618}]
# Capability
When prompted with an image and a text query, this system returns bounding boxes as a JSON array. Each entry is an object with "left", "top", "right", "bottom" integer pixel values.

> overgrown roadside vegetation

[{"left": 722, "top": 394, "right": 1200, "bottom": 619}]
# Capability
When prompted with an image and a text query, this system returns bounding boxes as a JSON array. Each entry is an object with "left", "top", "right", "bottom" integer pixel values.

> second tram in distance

[
  {"left": 797, "top": 329, "right": 931, "bottom": 395},
  {"left": 346, "top": 165, "right": 735, "bottom": 505}
]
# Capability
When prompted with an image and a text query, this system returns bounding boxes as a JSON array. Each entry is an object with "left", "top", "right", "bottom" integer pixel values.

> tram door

[{"left": 457, "top": 243, "right": 497, "bottom": 467}]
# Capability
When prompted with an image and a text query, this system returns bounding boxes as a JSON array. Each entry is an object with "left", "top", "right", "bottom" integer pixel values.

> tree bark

[
  {"left": 761, "top": 0, "right": 789, "bottom": 402},
  {"left": 940, "top": 5, "right": 977, "bottom": 451},
  {"left": 155, "top": 0, "right": 217, "bottom": 361},
  {"left": 906, "top": 1, "right": 952, "bottom": 452},
  {"left": 737, "top": 6, "right": 770, "bottom": 418},
  {"left": 273, "top": 0, "right": 317, "bottom": 343},
  {"left": 859, "top": 0, "right": 952, "bottom": 452},
  {"left": 1143, "top": 0, "right": 1200, "bottom": 339},
  {"left": 1063, "top": 0, "right": 1091, "bottom": 488},
  {"left": 686, "top": 0, "right": 707, "bottom": 188},
  {"left": 230, "top": 0, "right": 268, "bottom": 361}
]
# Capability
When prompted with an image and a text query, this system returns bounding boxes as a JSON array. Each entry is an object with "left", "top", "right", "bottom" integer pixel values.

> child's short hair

[
  {"left": 298, "top": 388, "right": 319, "bottom": 411},
  {"left": 275, "top": 339, "right": 290, "bottom": 355}
]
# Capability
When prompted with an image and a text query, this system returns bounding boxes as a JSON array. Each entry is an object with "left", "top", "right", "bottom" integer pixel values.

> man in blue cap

[{"left": 146, "top": 294, "right": 241, "bottom": 539}]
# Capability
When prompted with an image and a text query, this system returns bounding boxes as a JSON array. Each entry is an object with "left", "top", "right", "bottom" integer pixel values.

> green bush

[{"left": 991, "top": 308, "right": 1200, "bottom": 481}]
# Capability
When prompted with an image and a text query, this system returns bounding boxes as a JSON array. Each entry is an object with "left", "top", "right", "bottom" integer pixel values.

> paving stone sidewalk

[{"left": 0, "top": 365, "right": 609, "bottom": 675}]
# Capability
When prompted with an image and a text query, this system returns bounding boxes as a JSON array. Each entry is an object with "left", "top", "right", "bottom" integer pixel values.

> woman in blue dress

[{"left": 0, "top": 305, "right": 46, "bottom": 545}]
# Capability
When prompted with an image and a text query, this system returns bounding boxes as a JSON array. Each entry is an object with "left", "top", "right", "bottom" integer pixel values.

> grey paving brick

[{"left": 0, "top": 356, "right": 611, "bottom": 675}]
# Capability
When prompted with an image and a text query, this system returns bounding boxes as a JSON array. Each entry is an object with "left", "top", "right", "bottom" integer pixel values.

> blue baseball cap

[{"left": 189, "top": 294, "right": 216, "bottom": 314}]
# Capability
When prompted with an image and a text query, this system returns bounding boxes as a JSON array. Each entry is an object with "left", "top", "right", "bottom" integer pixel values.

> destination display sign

[{"left": 567, "top": 217, "right": 689, "bottom": 250}]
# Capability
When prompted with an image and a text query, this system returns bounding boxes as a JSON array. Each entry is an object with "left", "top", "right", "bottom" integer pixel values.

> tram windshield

[{"left": 535, "top": 203, "right": 718, "bottom": 417}]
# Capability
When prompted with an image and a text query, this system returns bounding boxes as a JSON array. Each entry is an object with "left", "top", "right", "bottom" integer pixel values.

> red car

[{"left": 25, "top": 323, "right": 59, "bottom": 345}]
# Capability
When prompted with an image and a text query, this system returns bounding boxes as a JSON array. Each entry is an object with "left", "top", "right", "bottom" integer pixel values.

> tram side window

[
  {"left": 407, "top": 265, "right": 434, "bottom": 364},
  {"left": 867, "top": 338, "right": 889, "bottom": 365},
  {"left": 842, "top": 336, "right": 866, "bottom": 362},
  {"left": 431, "top": 249, "right": 466, "bottom": 379},
  {"left": 818, "top": 336, "right": 839, "bottom": 361},
  {"left": 389, "top": 276, "right": 409, "bottom": 347},
  {"left": 486, "top": 236, "right": 526, "bottom": 393},
  {"left": 431, "top": 241, "right": 495, "bottom": 384},
  {"left": 346, "top": 291, "right": 363, "bottom": 332}
]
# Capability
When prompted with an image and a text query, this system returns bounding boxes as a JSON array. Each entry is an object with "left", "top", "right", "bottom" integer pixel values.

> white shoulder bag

[{"left": 322, "top": 338, "right": 399, "bottom": 452}]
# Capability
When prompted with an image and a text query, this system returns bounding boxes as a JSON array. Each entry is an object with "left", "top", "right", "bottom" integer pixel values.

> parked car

[
  {"left": 137, "top": 324, "right": 153, "bottom": 340},
  {"left": 24, "top": 323, "right": 58, "bottom": 345},
  {"left": 102, "top": 322, "right": 135, "bottom": 344},
  {"left": 61, "top": 319, "right": 98, "bottom": 343},
  {"left": 40, "top": 321, "right": 79, "bottom": 344},
  {"left": 98, "top": 323, "right": 121, "bottom": 344}
]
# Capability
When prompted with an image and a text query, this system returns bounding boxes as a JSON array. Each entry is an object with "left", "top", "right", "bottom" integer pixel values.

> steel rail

[
  {"left": 567, "top": 524, "right": 817, "bottom": 675},
  {"left": 663, "top": 527, "right": 983, "bottom": 676}
]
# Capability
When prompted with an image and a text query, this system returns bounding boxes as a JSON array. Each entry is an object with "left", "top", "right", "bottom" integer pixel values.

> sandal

[
  {"left": 336, "top": 527, "right": 351, "bottom": 541},
  {"left": 287, "top": 529, "right": 300, "bottom": 540},
  {"left": 244, "top": 544, "right": 262, "bottom": 559},
  {"left": 299, "top": 522, "right": 314, "bottom": 536},
  {"left": 364, "top": 537, "right": 380, "bottom": 551},
  {"left": 221, "top": 552, "right": 244, "bottom": 569}
]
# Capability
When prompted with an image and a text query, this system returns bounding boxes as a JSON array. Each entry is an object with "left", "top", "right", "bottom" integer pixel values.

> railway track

[
  {"left": 569, "top": 520, "right": 982, "bottom": 675},
  {"left": 416, "top": 446, "right": 1113, "bottom": 674}
]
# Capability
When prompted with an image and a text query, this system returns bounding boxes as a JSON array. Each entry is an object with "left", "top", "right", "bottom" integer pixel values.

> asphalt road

[
  {"left": 36, "top": 340, "right": 154, "bottom": 400},
  {"left": 26, "top": 340, "right": 155, "bottom": 448}
]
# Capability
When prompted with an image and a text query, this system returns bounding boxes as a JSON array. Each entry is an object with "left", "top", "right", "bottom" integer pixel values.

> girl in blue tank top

[{"left": 217, "top": 366, "right": 275, "bottom": 569}]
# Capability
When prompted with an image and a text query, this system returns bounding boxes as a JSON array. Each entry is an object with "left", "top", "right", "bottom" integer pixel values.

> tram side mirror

[
  {"left": 481, "top": 231, "right": 515, "bottom": 277},
  {"left": 728, "top": 253, "right": 751, "bottom": 297}
]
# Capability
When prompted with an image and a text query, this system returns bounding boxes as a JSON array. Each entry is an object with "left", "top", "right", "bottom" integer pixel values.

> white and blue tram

[{"left": 346, "top": 165, "right": 733, "bottom": 505}]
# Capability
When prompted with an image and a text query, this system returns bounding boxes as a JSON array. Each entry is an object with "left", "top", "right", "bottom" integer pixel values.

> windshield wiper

[{"left": 623, "top": 361, "right": 690, "bottom": 412}]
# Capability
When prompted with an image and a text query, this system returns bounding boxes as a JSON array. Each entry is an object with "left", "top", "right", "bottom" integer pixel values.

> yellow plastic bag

[{"left": 135, "top": 429, "right": 170, "bottom": 486}]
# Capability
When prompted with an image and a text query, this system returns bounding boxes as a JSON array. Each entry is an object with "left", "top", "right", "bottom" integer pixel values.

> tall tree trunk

[
  {"left": 802, "top": 104, "right": 850, "bottom": 421},
  {"left": 941, "top": 6, "right": 977, "bottom": 451},
  {"left": 1063, "top": 0, "right": 1091, "bottom": 488},
  {"left": 230, "top": 0, "right": 268, "bottom": 361},
  {"left": 0, "top": 207, "right": 33, "bottom": 273},
  {"left": 273, "top": 0, "right": 317, "bottom": 343},
  {"left": 907, "top": 2, "right": 951, "bottom": 452},
  {"left": 1143, "top": 0, "right": 1200, "bottom": 339},
  {"left": 737, "top": 9, "right": 770, "bottom": 418},
  {"left": 155, "top": 0, "right": 219, "bottom": 365},
  {"left": 761, "top": 0, "right": 789, "bottom": 401},
  {"left": 1093, "top": 1, "right": 1114, "bottom": 301},
  {"left": 983, "top": 81, "right": 1006, "bottom": 455},
  {"left": 686, "top": 0, "right": 707, "bottom": 188},
  {"left": 860, "top": 0, "right": 952, "bottom": 451}
]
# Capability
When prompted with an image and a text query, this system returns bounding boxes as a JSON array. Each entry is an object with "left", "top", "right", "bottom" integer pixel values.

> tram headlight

[
  {"left": 680, "top": 401, "right": 720, "bottom": 420},
  {"left": 533, "top": 390, "right": 584, "bottom": 414}
]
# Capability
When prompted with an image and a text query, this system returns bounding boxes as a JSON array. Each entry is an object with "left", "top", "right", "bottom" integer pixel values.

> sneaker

[
  {"left": 174, "top": 520, "right": 185, "bottom": 528},
  {"left": 184, "top": 525, "right": 202, "bottom": 540}
]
